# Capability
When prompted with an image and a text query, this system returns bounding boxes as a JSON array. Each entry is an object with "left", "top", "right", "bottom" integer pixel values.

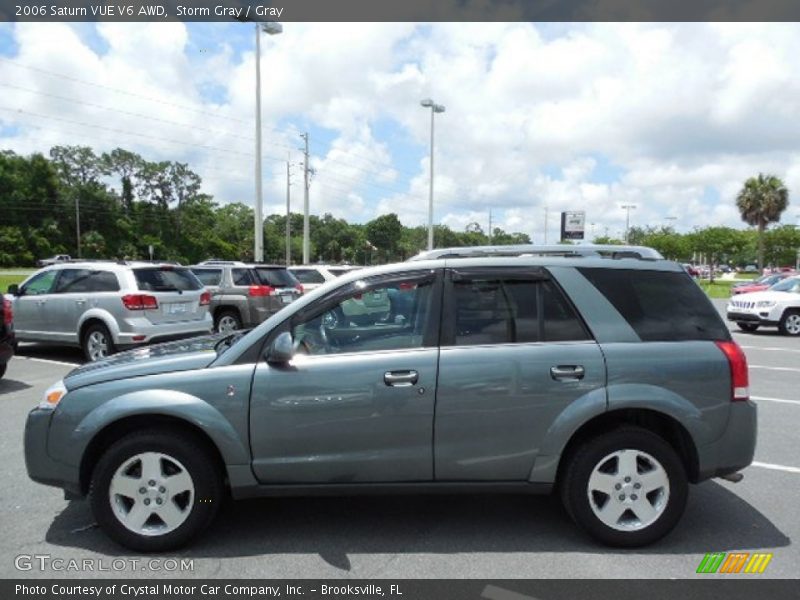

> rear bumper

[
  {"left": 115, "top": 314, "right": 213, "bottom": 346},
  {"left": 696, "top": 401, "right": 757, "bottom": 482},
  {"left": 24, "top": 408, "right": 82, "bottom": 496},
  {"left": 0, "top": 334, "right": 14, "bottom": 365}
]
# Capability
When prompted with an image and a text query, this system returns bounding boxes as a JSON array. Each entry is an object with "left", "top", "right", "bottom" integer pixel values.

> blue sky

[{"left": 2, "top": 22, "right": 800, "bottom": 241}]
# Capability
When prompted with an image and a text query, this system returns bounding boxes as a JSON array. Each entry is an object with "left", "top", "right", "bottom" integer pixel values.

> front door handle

[
  {"left": 550, "top": 365, "right": 585, "bottom": 381},
  {"left": 384, "top": 370, "right": 419, "bottom": 387}
]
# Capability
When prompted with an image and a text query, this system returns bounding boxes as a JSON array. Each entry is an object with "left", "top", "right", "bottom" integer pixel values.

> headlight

[
  {"left": 40, "top": 380, "right": 67, "bottom": 410},
  {"left": 756, "top": 301, "right": 777, "bottom": 308}
]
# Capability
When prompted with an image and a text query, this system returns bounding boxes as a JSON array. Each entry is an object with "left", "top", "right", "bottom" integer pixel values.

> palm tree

[{"left": 735, "top": 174, "right": 789, "bottom": 270}]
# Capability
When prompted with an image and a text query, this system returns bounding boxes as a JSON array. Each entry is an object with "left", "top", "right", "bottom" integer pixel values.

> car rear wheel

[
  {"left": 82, "top": 323, "right": 115, "bottom": 362},
  {"left": 0, "top": 363, "right": 6, "bottom": 379},
  {"left": 215, "top": 309, "right": 241, "bottom": 334},
  {"left": 560, "top": 427, "right": 688, "bottom": 547},
  {"left": 778, "top": 310, "right": 800, "bottom": 336},
  {"left": 737, "top": 322, "right": 759, "bottom": 332},
  {"left": 89, "top": 430, "right": 222, "bottom": 552}
]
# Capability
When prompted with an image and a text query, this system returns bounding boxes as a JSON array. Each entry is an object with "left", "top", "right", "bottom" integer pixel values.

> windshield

[
  {"left": 134, "top": 267, "right": 203, "bottom": 292},
  {"left": 770, "top": 278, "right": 800, "bottom": 294}
]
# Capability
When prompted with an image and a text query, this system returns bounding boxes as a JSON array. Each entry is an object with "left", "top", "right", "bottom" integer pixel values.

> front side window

[
  {"left": 291, "top": 274, "right": 435, "bottom": 356},
  {"left": 22, "top": 270, "right": 58, "bottom": 295}
]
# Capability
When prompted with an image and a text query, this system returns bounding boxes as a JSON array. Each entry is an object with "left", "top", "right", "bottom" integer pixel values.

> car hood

[
  {"left": 64, "top": 335, "right": 221, "bottom": 391},
  {"left": 727, "top": 290, "right": 794, "bottom": 304}
]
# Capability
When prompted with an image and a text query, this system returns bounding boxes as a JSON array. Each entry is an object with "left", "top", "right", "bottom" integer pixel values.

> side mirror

[
  {"left": 7, "top": 284, "right": 19, "bottom": 296},
  {"left": 266, "top": 331, "right": 294, "bottom": 364}
]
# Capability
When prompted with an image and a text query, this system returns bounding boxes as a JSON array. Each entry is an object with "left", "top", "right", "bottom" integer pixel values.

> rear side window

[
  {"left": 232, "top": 269, "right": 255, "bottom": 286},
  {"left": 292, "top": 269, "right": 326, "bottom": 284},
  {"left": 56, "top": 269, "right": 120, "bottom": 293},
  {"left": 449, "top": 274, "right": 590, "bottom": 346},
  {"left": 578, "top": 268, "right": 730, "bottom": 341},
  {"left": 191, "top": 268, "right": 222, "bottom": 286},
  {"left": 255, "top": 268, "right": 298, "bottom": 287},
  {"left": 133, "top": 267, "right": 202, "bottom": 292}
]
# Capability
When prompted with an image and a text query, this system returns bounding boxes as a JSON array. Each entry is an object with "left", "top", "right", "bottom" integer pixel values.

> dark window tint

[
  {"left": 191, "top": 268, "right": 222, "bottom": 286},
  {"left": 232, "top": 269, "right": 255, "bottom": 286},
  {"left": 452, "top": 276, "right": 589, "bottom": 346},
  {"left": 578, "top": 268, "right": 730, "bottom": 341},
  {"left": 255, "top": 268, "right": 298, "bottom": 287},
  {"left": 292, "top": 269, "right": 326, "bottom": 284},
  {"left": 327, "top": 268, "right": 351, "bottom": 277},
  {"left": 133, "top": 267, "right": 202, "bottom": 292},
  {"left": 56, "top": 269, "right": 120, "bottom": 293}
]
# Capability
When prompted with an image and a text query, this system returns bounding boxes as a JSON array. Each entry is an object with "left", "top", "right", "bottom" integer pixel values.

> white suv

[
  {"left": 726, "top": 275, "right": 800, "bottom": 335},
  {"left": 8, "top": 261, "right": 213, "bottom": 360},
  {"left": 289, "top": 264, "right": 358, "bottom": 291}
]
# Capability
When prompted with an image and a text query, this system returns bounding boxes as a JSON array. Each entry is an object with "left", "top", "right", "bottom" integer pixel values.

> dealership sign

[{"left": 560, "top": 211, "right": 585, "bottom": 241}]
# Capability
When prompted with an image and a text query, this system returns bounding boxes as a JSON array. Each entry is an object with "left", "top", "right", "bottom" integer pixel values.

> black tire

[
  {"left": 0, "top": 363, "right": 6, "bottom": 379},
  {"left": 737, "top": 322, "right": 759, "bottom": 332},
  {"left": 560, "top": 426, "right": 688, "bottom": 547},
  {"left": 82, "top": 322, "right": 116, "bottom": 362},
  {"left": 778, "top": 309, "right": 800, "bottom": 337},
  {"left": 89, "top": 429, "right": 223, "bottom": 552},
  {"left": 214, "top": 309, "right": 242, "bottom": 334}
]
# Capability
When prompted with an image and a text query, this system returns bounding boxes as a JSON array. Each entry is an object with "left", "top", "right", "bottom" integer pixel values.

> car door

[
  {"left": 249, "top": 268, "right": 442, "bottom": 484},
  {"left": 12, "top": 269, "right": 60, "bottom": 339},
  {"left": 49, "top": 268, "right": 91, "bottom": 341},
  {"left": 434, "top": 267, "right": 606, "bottom": 481}
]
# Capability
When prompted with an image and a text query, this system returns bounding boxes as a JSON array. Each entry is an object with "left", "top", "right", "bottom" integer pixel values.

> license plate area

[{"left": 164, "top": 302, "right": 188, "bottom": 315}]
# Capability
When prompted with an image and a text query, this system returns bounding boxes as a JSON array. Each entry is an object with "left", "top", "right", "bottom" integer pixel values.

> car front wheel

[
  {"left": 560, "top": 427, "right": 688, "bottom": 547},
  {"left": 89, "top": 430, "right": 223, "bottom": 552}
]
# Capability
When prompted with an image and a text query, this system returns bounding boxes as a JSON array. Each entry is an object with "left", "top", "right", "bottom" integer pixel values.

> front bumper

[
  {"left": 726, "top": 311, "right": 778, "bottom": 326},
  {"left": 696, "top": 401, "right": 757, "bottom": 482},
  {"left": 24, "top": 408, "right": 82, "bottom": 496}
]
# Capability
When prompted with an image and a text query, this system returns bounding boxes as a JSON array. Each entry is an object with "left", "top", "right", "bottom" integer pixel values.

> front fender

[{"left": 52, "top": 388, "right": 250, "bottom": 468}]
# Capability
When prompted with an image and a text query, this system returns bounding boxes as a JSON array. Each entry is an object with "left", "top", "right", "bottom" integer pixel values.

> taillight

[
  {"left": 248, "top": 285, "right": 273, "bottom": 297},
  {"left": 199, "top": 291, "right": 211, "bottom": 306},
  {"left": 715, "top": 340, "right": 749, "bottom": 401},
  {"left": 295, "top": 284, "right": 304, "bottom": 294},
  {"left": 122, "top": 294, "right": 159, "bottom": 310},
  {"left": 3, "top": 298, "right": 11, "bottom": 325}
]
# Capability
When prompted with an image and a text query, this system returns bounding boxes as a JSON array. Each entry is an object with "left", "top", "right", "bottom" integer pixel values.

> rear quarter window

[
  {"left": 577, "top": 267, "right": 730, "bottom": 342},
  {"left": 133, "top": 267, "right": 202, "bottom": 292}
]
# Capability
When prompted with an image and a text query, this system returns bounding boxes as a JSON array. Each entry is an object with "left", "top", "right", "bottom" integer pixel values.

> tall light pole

[
  {"left": 621, "top": 204, "right": 637, "bottom": 243},
  {"left": 299, "top": 132, "right": 312, "bottom": 264},
  {"left": 285, "top": 153, "right": 292, "bottom": 266},
  {"left": 420, "top": 98, "right": 445, "bottom": 251},
  {"left": 253, "top": 20, "right": 282, "bottom": 262}
]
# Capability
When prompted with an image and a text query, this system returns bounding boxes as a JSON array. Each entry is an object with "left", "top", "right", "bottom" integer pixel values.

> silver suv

[
  {"left": 9, "top": 261, "right": 212, "bottom": 361},
  {"left": 24, "top": 245, "right": 755, "bottom": 551},
  {"left": 190, "top": 261, "right": 303, "bottom": 333}
]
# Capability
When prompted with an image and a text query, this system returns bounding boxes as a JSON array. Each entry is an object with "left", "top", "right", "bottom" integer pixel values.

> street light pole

[
  {"left": 621, "top": 204, "right": 637, "bottom": 243},
  {"left": 285, "top": 154, "right": 291, "bottom": 266},
  {"left": 300, "top": 132, "right": 310, "bottom": 264},
  {"left": 420, "top": 98, "right": 445, "bottom": 251},
  {"left": 252, "top": 21, "right": 282, "bottom": 262}
]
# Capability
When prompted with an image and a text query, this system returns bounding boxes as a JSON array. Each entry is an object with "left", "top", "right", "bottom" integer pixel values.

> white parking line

[
  {"left": 740, "top": 345, "right": 800, "bottom": 354},
  {"left": 752, "top": 461, "right": 800, "bottom": 474},
  {"left": 749, "top": 365, "right": 800, "bottom": 373},
  {"left": 752, "top": 395, "right": 800, "bottom": 406},
  {"left": 15, "top": 356, "right": 79, "bottom": 367}
]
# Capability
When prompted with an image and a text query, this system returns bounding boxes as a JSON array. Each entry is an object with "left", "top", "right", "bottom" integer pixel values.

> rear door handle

[
  {"left": 550, "top": 365, "right": 585, "bottom": 381},
  {"left": 384, "top": 370, "right": 419, "bottom": 387}
]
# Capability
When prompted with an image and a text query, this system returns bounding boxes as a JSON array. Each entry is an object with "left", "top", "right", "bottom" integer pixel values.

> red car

[{"left": 731, "top": 272, "right": 795, "bottom": 295}]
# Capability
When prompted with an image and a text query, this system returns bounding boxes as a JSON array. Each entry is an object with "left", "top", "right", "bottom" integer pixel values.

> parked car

[
  {"left": 727, "top": 275, "right": 800, "bottom": 335},
  {"left": 681, "top": 264, "right": 699, "bottom": 278},
  {"left": 8, "top": 261, "right": 212, "bottom": 361},
  {"left": 0, "top": 294, "right": 15, "bottom": 379},
  {"left": 288, "top": 264, "right": 359, "bottom": 292},
  {"left": 730, "top": 272, "right": 794, "bottom": 295},
  {"left": 36, "top": 254, "right": 71, "bottom": 267},
  {"left": 743, "top": 265, "right": 758, "bottom": 273},
  {"left": 24, "top": 244, "right": 755, "bottom": 552},
  {"left": 190, "top": 262, "right": 303, "bottom": 333}
]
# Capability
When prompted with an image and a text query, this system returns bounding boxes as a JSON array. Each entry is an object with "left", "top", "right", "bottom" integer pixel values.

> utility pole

[
  {"left": 621, "top": 204, "right": 637, "bottom": 243},
  {"left": 253, "top": 24, "right": 263, "bottom": 262},
  {"left": 543, "top": 205, "right": 548, "bottom": 244},
  {"left": 488, "top": 209, "right": 493, "bottom": 244},
  {"left": 285, "top": 154, "right": 291, "bottom": 266},
  {"left": 75, "top": 195, "right": 81, "bottom": 258},
  {"left": 300, "top": 133, "right": 310, "bottom": 264}
]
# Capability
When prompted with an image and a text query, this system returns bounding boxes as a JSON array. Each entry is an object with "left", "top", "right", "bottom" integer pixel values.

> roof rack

[
  {"left": 408, "top": 244, "right": 664, "bottom": 262},
  {"left": 195, "top": 260, "right": 247, "bottom": 266}
]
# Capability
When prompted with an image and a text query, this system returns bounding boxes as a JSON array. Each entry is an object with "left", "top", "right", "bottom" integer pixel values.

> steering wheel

[{"left": 295, "top": 319, "right": 332, "bottom": 355}]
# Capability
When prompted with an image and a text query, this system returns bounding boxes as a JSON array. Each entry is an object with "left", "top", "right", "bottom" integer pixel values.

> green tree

[{"left": 735, "top": 173, "right": 790, "bottom": 270}]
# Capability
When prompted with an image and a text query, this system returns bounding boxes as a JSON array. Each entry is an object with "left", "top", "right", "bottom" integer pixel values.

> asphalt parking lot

[{"left": 0, "top": 298, "right": 797, "bottom": 579}]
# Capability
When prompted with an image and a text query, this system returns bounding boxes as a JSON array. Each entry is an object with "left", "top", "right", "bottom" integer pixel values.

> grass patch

[
  {"left": 697, "top": 279, "right": 736, "bottom": 299},
  {"left": 734, "top": 272, "right": 758, "bottom": 280},
  {"left": 0, "top": 273, "right": 28, "bottom": 292}
]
